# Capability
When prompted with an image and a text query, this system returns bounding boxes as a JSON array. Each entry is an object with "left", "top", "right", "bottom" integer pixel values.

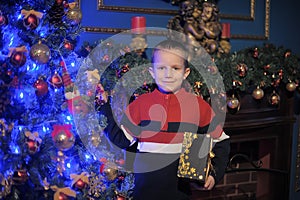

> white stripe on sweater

[
  {"left": 120, "top": 125, "right": 136, "bottom": 146},
  {"left": 213, "top": 131, "right": 230, "bottom": 142},
  {"left": 137, "top": 142, "right": 183, "bottom": 154}
]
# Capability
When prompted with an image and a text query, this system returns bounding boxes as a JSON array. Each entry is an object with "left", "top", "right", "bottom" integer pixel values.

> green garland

[
  {"left": 214, "top": 43, "right": 300, "bottom": 94},
  {"left": 79, "top": 41, "right": 300, "bottom": 106}
]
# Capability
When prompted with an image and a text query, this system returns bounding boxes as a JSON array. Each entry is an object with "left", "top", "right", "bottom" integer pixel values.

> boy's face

[{"left": 149, "top": 49, "right": 190, "bottom": 94}]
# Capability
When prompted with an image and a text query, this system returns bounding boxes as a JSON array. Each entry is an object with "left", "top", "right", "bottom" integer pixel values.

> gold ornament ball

[
  {"left": 56, "top": 164, "right": 65, "bottom": 175},
  {"left": 252, "top": 87, "right": 264, "bottom": 100},
  {"left": 102, "top": 162, "right": 118, "bottom": 181},
  {"left": 66, "top": 8, "right": 82, "bottom": 25},
  {"left": 286, "top": 82, "right": 297, "bottom": 92},
  {"left": 227, "top": 95, "right": 240, "bottom": 109},
  {"left": 91, "top": 134, "right": 101, "bottom": 147},
  {"left": 268, "top": 92, "right": 280, "bottom": 106},
  {"left": 130, "top": 36, "right": 147, "bottom": 51},
  {"left": 53, "top": 131, "right": 75, "bottom": 151},
  {"left": 30, "top": 42, "right": 51, "bottom": 64}
]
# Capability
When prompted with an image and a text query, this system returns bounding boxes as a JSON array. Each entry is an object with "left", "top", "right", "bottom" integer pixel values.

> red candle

[
  {"left": 221, "top": 23, "right": 230, "bottom": 39},
  {"left": 131, "top": 16, "right": 146, "bottom": 34}
]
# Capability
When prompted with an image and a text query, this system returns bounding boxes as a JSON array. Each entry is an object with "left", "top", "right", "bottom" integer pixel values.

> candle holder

[
  {"left": 168, "top": 1, "right": 231, "bottom": 56},
  {"left": 130, "top": 16, "right": 147, "bottom": 57}
]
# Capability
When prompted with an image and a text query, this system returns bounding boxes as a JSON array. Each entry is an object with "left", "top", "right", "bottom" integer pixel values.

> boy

[{"left": 99, "top": 39, "right": 230, "bottom": 200}]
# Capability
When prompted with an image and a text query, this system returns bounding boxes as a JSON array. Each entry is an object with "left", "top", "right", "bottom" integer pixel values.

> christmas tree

[{"left": 0, "top": 0, "right": 135, "bottom": 199}]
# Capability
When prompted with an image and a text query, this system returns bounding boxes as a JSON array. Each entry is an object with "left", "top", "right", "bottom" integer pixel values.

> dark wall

[
  {"left": 79, "top": 0, "right": 300, "bottom": 55},
  {"left": 269, "top": 0, "right": 300, "bottom": 56}
]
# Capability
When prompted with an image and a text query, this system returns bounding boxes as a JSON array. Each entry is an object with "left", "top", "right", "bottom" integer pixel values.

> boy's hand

[
  {"left": 204, "top": 175, "right": 215, "bottom": 190},
  {"left": 97, "top": 84, "right": 108, "bottom": 104}
]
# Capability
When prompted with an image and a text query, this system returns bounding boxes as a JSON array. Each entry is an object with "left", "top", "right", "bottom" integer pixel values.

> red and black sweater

[{"left": 100, "top": 88, "right": 230, "bottom": 200}]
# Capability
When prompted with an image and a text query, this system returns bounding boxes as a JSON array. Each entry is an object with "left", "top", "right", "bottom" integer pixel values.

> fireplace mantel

[{"left": 192, "top": 89, "right": 297, "bottom": 200}]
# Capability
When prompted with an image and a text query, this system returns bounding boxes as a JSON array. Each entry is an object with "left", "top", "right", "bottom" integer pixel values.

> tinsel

[{"left": 0, "top": 0, "right": 134, "bottom": 199}]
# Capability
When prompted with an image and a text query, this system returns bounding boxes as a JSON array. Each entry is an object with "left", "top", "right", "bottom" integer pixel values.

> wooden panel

[
  {"left": 296, "top": 116, "right": 300, "bottom": 192},
  {"left": 79, "top": 0, "right": 270, "bottom": 40}
]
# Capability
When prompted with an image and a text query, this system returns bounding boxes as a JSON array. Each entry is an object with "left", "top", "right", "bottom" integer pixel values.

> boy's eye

[
  {"left": 155, "top": 65, "right": 182, "bottom": 70},
  {"left": 172, "top": 66, "right": 182, "bottom": 70}
]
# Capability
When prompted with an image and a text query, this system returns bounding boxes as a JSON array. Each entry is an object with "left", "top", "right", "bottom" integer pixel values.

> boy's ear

[
  {"left": 149, "top": 67, "right": 155, "bottom": 79},
  {"left": 184, "top": 68, "right": 190, "bottom": 79}
]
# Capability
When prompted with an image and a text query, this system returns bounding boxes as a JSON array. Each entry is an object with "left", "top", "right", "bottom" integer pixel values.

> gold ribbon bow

[
  {"left": 24, "top": 131, "right": 42, "bottom": 144},
  {"left": 64, "top": 88, "right": 80, "bottom": 100},
  {"left": 50, "top": 185, "right": 76, "bottom": 200},
  {"left": 85, "top": 69, "right": 100, "bottom": 82},
  {"left": 8, "top": 46, "right": 28, "bottom": 57},
  {"left": 0, "top": 173, "right": 12, "bottom": 198},
  {"left": 0, "top": 119, "right": 13, "bottom": 137},
  {"left": 68, "top": 2, "right": 77, "bottom": 9},
  {"left": 21, "top": 9, "right": 43, "bottom": 19},
  {"left": 70, "top": 172, "right": 89, "bottom": 187}
]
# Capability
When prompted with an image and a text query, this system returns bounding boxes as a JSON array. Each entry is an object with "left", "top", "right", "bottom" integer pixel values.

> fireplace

[{"left": 190, "top": 90, "right": 296, "bottom": 200}]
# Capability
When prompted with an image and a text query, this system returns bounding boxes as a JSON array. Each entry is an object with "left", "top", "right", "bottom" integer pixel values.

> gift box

[{"left": 177, "top": 132, "right": 214, "bottom": 184}]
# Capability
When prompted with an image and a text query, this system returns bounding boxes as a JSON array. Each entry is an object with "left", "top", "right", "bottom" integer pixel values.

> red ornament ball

[
  {"left": 34, "top": 78, "right": 49, "bottom": 96},
  {"left": 116, "top": 159, "right": 125, "bottom": 166},
  {"left": 27, "top": 139, "right": 40, "bottom": 154},
  {"left": 56, "top": 0, "right": 63, "bottom": 5},
  {"left": 12, "top": 169, "right": 29, "bottom": 184},
  {"left": 207, "top": 65, "right": 218, "bottom": 75},
  {"left": 102, "top": 54, "right": 110, "bottom": 63},
  {"left": 6, "top": 69, "right": 13, "bottom": 76},
  {"left": 63, "top": 1, "right": 69, "bottom": 8},
  {"left": 74, "top": 179, "right": 86, "bottom": 189},
  {"left": 23, "top": 14, "right": 39, "bottom": 29},
  {"left": 64, "top": 41, "right": 74, "bottom": 50},
  {"left": 87, "top": 90, "right": 93, "bottom": 97},
  {"left": 10, "top": 51, "right": 27, "bottom": 67},
  {"left": 50, "top": 72, "right": 63, "bottom": 88},
  {"left": 121, "top": 64, "right": 130, "bottom": 73},
  {"left": 236, "top": 63, "right": 248, "bottom": 77},
  {"left": 252, "top": 47, "right": 259, "bottom": 58},
  {"left": 58, "top": 192, "right": 69, "bottom": 200},
  {"left": 268, "top": 91, "right": 280, "bottom": 106},
  {"left": 0, "top": 12, "right": 8, "bottom": 26},
  {"left": 264, "top": 64, "right": 271, "bottom": 70},
  {"left": 99, "top": 157, "right": 107, "bottom": 163},
  {"left": 116, "top": 195, "right": 126, "bottom": 200},
  {"left": 284, "top": 51, "right": 291, "bottom": 58}
]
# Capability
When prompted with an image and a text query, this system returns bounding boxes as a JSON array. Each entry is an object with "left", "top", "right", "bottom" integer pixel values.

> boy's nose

[{"left": 164, "top": 68, "right": 173, "bottom": 77}]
